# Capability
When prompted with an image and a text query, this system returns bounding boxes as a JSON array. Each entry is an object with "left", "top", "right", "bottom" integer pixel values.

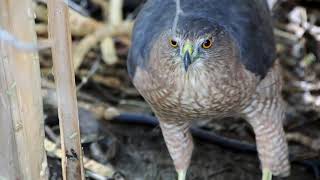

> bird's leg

[
  {"left": 262, "top": 169, "right": 273, "bottom": 180},
  {"left": 178, "top": 170, "right": 187, "bottom": 180},
  {"left": 159, "top": 120, "right": 193, "bottom": 180},
  {"left": 244, "top": 97, "right": 290, "bottom": 179}
]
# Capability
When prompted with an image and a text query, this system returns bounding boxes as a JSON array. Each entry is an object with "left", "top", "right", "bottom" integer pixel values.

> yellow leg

[
  {"left": 178, "top": 170, "right": 187, "bottom": 180},
  {"left": 262, "top": 169, "right": 272, "bottom": 180}
]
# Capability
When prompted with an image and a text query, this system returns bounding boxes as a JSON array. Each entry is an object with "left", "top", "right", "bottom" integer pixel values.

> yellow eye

[
  {"left": 169, "top": 39, "right": 179, "bottom": 48},
  {"left": 202, "top": 38, "right": 213, "bottom": 49}
]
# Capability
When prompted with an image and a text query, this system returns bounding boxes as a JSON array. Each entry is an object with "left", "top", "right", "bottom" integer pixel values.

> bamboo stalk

[
  {"left": 47, "top": 0, "right": 85, "bottom": 179},
  {"left": 0, "top": 43, "right": 22, "bottom": 180},
  {"left": 0, "top": 0, "right": 48, "bottom": 179}
]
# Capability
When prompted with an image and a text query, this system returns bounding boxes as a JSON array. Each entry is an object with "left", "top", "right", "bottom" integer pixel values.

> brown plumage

[
  {"left": 132, "top": 42, "right": 289, "bottom": 177},
  {"left": 127, "top": 0, "right": 290, "bottom": 179}
]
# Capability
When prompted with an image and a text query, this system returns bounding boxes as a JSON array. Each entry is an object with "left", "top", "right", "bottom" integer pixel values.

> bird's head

[
  {"left": 155, "top": 17, "right": 237, "bottom": 73},
  {"left": 168, "top": 35, "right": 214, "bottom": 71}
]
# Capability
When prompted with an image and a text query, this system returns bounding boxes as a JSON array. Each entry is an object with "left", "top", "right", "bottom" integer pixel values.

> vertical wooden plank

[
  {"left": 0, "top": 2, "right": 21, "bottom": 179},
  {"left": 47, "top": 0, "right": 85, "bottom": 179},
  {"left": 0, "top": 44, "right": 22, "bottom": 180},
  {"left": 0, "top": 0, "right": 48, "bottom": 179}
]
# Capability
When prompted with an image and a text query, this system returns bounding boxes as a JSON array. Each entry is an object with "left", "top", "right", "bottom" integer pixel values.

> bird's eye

[
  {"left": 202, "top": 38, "right": 213, "bottom": 49},
  {"left": 169, "top": 39, "right": 179, "bottom": 48}
]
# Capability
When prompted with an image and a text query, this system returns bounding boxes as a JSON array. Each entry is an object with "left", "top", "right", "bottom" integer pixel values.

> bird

[{"left": 127, "top": 0, "right": 290, "bottom": 180}]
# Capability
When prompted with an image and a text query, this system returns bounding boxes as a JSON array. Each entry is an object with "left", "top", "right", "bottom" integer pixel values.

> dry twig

[
  {"left": 287, "top": 132, "right": 320, "bottom": 151},
  {"left": 73, "top": 21, "right": 133, "bottom": 71},
  {"left": 34, "top": 3, "right": 103, "bottom": 37},
  {"left": 45, "top": 139, "right": 115, "bottom": 177}
]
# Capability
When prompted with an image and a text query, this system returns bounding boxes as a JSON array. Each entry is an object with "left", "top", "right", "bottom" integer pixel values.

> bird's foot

[
  {"left": 262, "top": 169, "right": 273, "bottom": 180},
  {"left": 177, "top": 170, "right": 187, "bottom": 180}
]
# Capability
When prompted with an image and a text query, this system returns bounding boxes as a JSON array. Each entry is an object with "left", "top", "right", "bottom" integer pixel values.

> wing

[
  {"left": 127, "top": 0, "right": 176, "bottom": 79},
  {"left": 213, "top": 0, "right": 276, "bottom": 79}
]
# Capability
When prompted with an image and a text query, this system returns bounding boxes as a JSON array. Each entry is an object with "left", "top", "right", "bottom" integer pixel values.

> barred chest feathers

[{"left": 133, "top": 63, "right": 258, "bottom": 120}]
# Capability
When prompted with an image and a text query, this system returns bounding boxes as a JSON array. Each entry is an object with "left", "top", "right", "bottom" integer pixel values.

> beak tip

[{"left": 184, "top": 65, "right": 188, "bottom": 72}]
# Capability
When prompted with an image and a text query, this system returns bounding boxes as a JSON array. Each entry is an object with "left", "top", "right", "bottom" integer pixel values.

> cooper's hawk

[{"left": 127, "top": 0, "right": 290, "bottom": 179}]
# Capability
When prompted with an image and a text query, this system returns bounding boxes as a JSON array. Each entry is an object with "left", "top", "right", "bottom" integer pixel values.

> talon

[{"left": 262, "top": 169, "right": 273, "bottom": 180}]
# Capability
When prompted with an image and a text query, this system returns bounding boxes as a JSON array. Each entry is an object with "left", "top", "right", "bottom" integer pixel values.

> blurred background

[{"left": 32, "top": 0, "right": 320, "bottom": 179}]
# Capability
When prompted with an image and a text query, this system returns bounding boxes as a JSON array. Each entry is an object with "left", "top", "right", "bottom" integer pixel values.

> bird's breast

[{"left": 133, "top": 67, "right": 252, "bottom": 120}]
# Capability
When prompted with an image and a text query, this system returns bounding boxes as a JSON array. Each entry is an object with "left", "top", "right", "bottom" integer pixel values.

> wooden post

[
  {"left": 47, "top": 0, "right": 85, "bottom": 179},
  {"left": 0, "top": 0, "right": 48, "bottom": 179}
]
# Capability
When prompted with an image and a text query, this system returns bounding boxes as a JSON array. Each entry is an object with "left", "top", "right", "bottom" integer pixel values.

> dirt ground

[
  {"left": 42, "top": 0, "right": 320, "bottom": 180},
  {"left": 47, "top": 118, "right": 317, "bottom": 180},
  {"left": 102, "top": 123, "right": 316, "bottom": 180}
]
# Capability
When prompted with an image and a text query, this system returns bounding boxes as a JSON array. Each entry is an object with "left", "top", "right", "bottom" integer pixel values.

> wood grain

[
  {"left": 0, "top": 0, "right": 48, "bottom": 179},
  {"left": 47, "top": 0, "right": 85, "bottom": 179}
]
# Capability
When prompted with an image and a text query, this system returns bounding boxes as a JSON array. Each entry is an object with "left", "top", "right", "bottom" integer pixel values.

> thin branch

[
  {"left": 73, "top": 21, "right": 133, "bottom": 71},
  {"left": 286, "top": 133, "right": 320, "bottom": 151},
  {"left": 35, "top": 0, "right": 89, "bottom": 17},
  {"left": 76, "top": 59, "right": 100, "bottom": 91},
  {"left": 109, "top": 0, "right": 123, "bottom": 25},
  {"left": 45, "top": 139, "right": 115, "bottom": 177}
]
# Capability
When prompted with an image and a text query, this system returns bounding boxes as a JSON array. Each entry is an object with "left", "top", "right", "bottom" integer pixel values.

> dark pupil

[
  {"left": 171, "top": 40, "right": 177, "bottom": 45},
  {"left": 204, "top": 40, "right": 210, "bottom": 46}
]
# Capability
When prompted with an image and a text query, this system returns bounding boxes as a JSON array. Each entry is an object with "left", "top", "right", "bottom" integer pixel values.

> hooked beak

[
  {"left": 183, "top": 51, "right": 192, "bottom": 71},
  {"left": 182, "top": 42, "right": 193, "bottom": 71}
]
